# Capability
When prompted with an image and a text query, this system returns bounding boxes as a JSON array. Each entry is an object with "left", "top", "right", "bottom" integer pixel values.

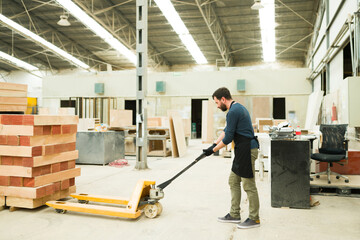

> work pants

[{"left": 228, "top": 148, "right": 260, "bottom": 221}]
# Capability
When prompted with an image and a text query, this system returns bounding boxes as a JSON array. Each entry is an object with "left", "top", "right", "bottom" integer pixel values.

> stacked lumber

[
  {"left": 168, "top": 110, "right": 187, "bottom": 158},
  {"left": 0, "top": 82, "right": 28, "bottom": 113},
  {"left": 0, "top": 115, "right": 80, "bottom": 209}
]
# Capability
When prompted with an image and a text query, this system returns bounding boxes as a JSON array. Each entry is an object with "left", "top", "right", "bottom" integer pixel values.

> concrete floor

[{"left": 1, "top": 140, "right": 360, "bottom": 240}]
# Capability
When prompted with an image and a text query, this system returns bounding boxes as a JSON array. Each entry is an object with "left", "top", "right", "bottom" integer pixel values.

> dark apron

[{"left": 232, "top": 133, "right": 255, "bottom": 178}]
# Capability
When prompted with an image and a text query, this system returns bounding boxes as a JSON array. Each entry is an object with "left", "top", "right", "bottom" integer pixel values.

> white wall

[
  {"left": 43, "top": 68, "right": 311, "bottom": 98},
  {"left": 310, "top": 0, "right": 358, "bottom": 92},
  {"left": 41, "top": 67, "right": 311, "bottom": 128},
  {"left": 313, "top": 75, "right": 321, "bottom": 92},
  {"left": 329, "top": 50, "right": 343, "bottom": 92}
]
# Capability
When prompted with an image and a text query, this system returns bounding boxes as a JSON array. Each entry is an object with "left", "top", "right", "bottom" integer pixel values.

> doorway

[
  {"left": 125, "top": 100, "right": 136, "bottom": 125},
  {"left": 191, "top": 99, "right": 208, "bottom": 138},
  {"left": 273, "top": 97, "right": 286, "bottom": 119}
]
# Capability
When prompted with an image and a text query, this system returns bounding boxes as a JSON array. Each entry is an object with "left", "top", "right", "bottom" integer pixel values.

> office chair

[{"left": 310, "top": 124, "right": 349, "bottom": 184}]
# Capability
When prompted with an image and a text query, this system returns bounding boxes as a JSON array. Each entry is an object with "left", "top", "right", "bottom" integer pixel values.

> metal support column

[
  {"left": 354, "top": 11, "right": 360, "bottom": 76},
  {"left": 325, "top": 0, "right": 330, "bottom": 94},
  {"left": 135, "top": 0, "right": 148, "bottom": 170}
]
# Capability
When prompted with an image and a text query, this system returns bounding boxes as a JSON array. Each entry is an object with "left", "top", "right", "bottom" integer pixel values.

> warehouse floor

[{"left": 1, "top": 140, "right": 360, "bottom": 240}]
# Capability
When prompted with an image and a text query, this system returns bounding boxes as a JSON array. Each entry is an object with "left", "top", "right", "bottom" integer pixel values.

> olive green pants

[{"left": 228, "top": 148, "right": 260, "bottom": 221}]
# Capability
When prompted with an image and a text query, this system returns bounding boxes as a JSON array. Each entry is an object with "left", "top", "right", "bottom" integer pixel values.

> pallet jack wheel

[
  {"left": 144, "top": 204, "right": 159, "bottom": 218},
  {"left": 55, "top": 209, "right": 67, "bottom": 214},
  {"left": 155, "top": 202, "right": 163, "bottom": 216},
  {"left": 78, "top": 200, "right": 89, "bottom": 204}
]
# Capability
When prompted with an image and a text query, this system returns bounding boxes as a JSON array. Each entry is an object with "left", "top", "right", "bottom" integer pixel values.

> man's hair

[{"left": 212, "top": 87, "right": 232, "bottom": 100}]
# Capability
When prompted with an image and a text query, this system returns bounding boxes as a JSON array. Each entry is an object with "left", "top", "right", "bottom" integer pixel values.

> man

[{"left": 203, "top": 87, "right": 260, "bottom": 229}]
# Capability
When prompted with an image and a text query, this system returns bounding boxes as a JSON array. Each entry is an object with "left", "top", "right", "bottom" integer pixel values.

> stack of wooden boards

[
  {"left": 0, "top": 115, "right": 80, "bottom": 209},
  {"left": 0, "top": 82, "right": 28, "bottom": 113},
  {"left": 168, "top": 111, "right": 187, "bottom": 158}
]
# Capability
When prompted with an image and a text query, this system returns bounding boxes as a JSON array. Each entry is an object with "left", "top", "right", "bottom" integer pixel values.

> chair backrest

[{"left": 319, "top": 124, "right": 348, "bottom": 154}]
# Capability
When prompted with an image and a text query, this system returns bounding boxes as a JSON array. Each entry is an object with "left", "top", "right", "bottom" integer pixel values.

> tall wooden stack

[
  {"left": 0, "top": 82, "right": 28, "bottom": 113},
  {"left": 0, "top": 115, "right": 80, "bottom": 209}
]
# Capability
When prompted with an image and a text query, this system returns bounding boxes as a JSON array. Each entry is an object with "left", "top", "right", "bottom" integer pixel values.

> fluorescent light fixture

[
  {"left": 55, "top": 0, "right": 136, "bottom": 65},
  {"left": 0, "top": 14, "right": 89, "bottom": 69},
  {"left": 0, "top": 50, "right": 39, "bottom": 71},
  {"left": 154, "top": 0, "right": 207, "bottom": 64},
  {"left": 251, "top": 0, "right": 264, "bottom": 10},
  {"left": 259, "top": 0, "right": 275, "bottom": 62}
]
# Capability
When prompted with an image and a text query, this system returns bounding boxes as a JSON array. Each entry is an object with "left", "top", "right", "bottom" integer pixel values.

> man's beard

[{"left": 220, "top": 102, "right": 227, "bottom": 112}]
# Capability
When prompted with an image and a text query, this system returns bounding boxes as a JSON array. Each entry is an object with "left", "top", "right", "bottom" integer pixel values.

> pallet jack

[{"left": 46, "top": 153, "right": 206, "bottom": 219}]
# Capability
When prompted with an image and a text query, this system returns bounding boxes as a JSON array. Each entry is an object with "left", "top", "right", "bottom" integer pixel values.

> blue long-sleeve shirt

[{"left": 223, "top": 102, "right": 259, "bottom": 149}]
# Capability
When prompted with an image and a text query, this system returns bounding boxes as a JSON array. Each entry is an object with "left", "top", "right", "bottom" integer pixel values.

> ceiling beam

[
  {"left": 0, "top": 39, "right": 58, "bottom": 70},
  {"left": 4, "top": 1, "right": 103, "bottom": 69},
  {"left": 74, "top": 0, "right": 170, "bottom": 67},
  {"left": 195, "top": 0, "right": 233, "bottom": 66}
]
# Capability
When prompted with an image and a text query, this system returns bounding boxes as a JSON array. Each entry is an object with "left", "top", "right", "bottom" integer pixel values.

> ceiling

[{"left": 0, "top": 0, "right": 320, "bottom": 72}]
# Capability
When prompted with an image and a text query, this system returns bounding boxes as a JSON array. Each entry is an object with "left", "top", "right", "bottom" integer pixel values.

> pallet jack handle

[{"left": 157, "top": 153, "right": 207, "bottom": 190}]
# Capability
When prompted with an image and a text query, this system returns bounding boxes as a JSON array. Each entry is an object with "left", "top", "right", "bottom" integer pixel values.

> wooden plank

[
  {"left": 0, "top": 165, "right": 33, "bottom": 177},
  {"left": 6, "top": 186, "right": 76, "bottom": 209},
  {"left": 0, "top": 125, "right": 35, "bottom": 136},
  {"left": 252, "top": 97, "right": 271, "bottom": 121},
  {"left": 0, "top": 97, "right": 28, "bottom": 105},
  {"left": 38, "top": 108, "right": 49, "bottom": 115},
  {"left": 147, "top": 117, "right": 162, "bottom": 127},
  {"left": 0, "top": 160, "right": 75, "bottom": 176},
  {"left": 182, "top": 118, "right": 191, "bottom": 137},
  {"left": 0, "top": 105, "right": 26, "bottom": 112},
  {"left": 34, "top": 115, "right": 79, "bottom": 126},
  {"left": 0, "top": 82, "right": 27, "bottom": 92},
  {"left": 0, "top": 182, "right": 59, "bottom": 198},
  {"left": 0, "top": 90, "right": 27, "bottom": 97},
  {"left": 0, "top": 145, "right": 40, "bottom": 157},
  {"left": 168, "top": 111, "right": 187, "bottom": 158},
  {"left": 201, "top": 100, "right": 214, "bottom": 143},
  {"left": 19, "top": 133, "right": 76, "bottom": 146},
  {"left": 109, "top": 109, "right": 132, "bottom": 128},
  {"left": 58, "top": 108, "right": 75, "bottom": 115},
  {"left": 32, "top": 168, "right": 80, "bottom": 187},
  {"left": 32, "top": 150, "right": 79, "bottom": 167},
  {"left": 168, "top": 112, "right": 178, "bottom": 158}
]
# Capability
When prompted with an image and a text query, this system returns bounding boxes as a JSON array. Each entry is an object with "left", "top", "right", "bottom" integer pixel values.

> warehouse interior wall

[
  {"left": 307, "top": 0, "right": 360, "bottom": 149},
  {"left": 1, "top": 67, "right": 311, "bottom": 131}
]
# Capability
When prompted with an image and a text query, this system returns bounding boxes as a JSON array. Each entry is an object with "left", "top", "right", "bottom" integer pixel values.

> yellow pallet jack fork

[
  {"left": 46, "top": 180, "right": 164, "bottom": 219},
  {"left": 47, "top": 153, "right": 207, "bottom": 219}
]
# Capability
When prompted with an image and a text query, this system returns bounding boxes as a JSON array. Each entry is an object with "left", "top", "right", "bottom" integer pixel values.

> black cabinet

[{"left": 271, "top": 140, "right": 311, "bottom": 209}]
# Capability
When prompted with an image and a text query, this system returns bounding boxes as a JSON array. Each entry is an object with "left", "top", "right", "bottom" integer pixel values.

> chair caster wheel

[
  {"left": 328, "top": 181, "right": 331, "bottom": 184},
  {"left": 336, "top": 176, "right": 340, "bottom": 179},
  {"left": 316, "top": 175, "right": 320, "bottom": 178},
  {"left": 345, "top": 179, "right": 349, "bottom": 183}
]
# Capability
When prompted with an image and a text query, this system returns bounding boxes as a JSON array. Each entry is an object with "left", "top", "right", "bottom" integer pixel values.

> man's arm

[{"left": 213, "top": 131, "right": 226, "bottom": 152}]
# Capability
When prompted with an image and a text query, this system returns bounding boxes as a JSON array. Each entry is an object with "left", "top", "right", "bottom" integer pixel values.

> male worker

[{"left": 203, "top": 87, "right": 260, "bottom": 229}]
